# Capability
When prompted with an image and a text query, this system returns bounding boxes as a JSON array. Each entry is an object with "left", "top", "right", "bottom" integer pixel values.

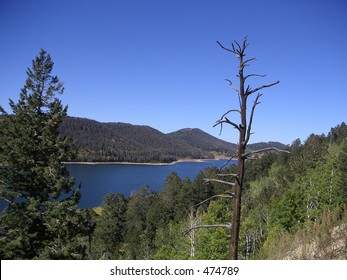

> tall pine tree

[{"left": 0, "top": 50, "right": 88, "bottom": 259}]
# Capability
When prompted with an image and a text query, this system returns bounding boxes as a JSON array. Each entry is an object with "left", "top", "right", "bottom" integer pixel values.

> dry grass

[{"left": 262, "top": 208, "right": 347, "bottom": 259}]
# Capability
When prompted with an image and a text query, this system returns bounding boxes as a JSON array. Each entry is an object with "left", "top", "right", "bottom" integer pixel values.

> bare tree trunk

[
  {"left": 229, "top": 149, "right": 245, "bottom": 259},
  {"left": 229, "top": 39, "right": 247, "bottom": 260}
]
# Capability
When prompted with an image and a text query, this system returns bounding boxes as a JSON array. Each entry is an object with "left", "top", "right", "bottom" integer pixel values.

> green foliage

[
  {"left": 124, "top": 185, "right": 158, "bottom": 259},
  {"left": 241, "top": 124, "right": 347, "bottom": 259},
  {"left": 0, "top": 50, "right": 89, "bottom": 259},
  {"left": 195, "top": 199, "right": 232, "bottom": 260},
  {"left": 92, "top": 193, "right": 127, "bottom": 259},
  {"left": 153, "top": 222, "right": 190, "bottom": 260}
]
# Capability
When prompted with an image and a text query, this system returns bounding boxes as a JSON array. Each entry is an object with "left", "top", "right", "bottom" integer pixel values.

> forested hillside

[
  {"left": 59, "top": 116, "right": 212, "bottom": 162},
  {"left": 168, "top": 128, "right": 237, "bottom": 153},
  {"left": 59, "top": 116, "right": 286, "bottom": 163},
  {"left": 87, "top": 122, "right": 347, "bottom": 260}
]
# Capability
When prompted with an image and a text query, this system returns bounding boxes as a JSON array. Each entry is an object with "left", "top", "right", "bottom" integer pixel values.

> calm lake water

[{"left": 66, "top": 159, "right": 234, "bottom": 208}]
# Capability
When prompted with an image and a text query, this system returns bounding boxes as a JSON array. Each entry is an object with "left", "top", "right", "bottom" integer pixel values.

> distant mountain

[
  {"left": 59, "top": 116, "right": 287, "bottom": 163},
  {"left": 247, "top": 141, "right": 288, "bottom": 152},
  {"left": 168, "top": 128, "right": 237, "bottom": 154}
]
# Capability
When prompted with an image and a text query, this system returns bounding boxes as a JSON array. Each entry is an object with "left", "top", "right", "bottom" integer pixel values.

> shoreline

[{"left": 63, "top": 157, "right": 230, "bottom": 166}]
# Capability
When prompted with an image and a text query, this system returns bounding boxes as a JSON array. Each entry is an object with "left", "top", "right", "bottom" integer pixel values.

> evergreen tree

[
  {"left": 93, "top": 193, "right": 127, "bottom": 259},
  {"left": 125, "top": 185, "right": 156, "bottom": 259},
  {"left": 0, "top": 49, "right": 88, "bottom": 259}
]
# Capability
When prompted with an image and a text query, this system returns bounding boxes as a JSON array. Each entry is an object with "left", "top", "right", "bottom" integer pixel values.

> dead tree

[
  {"left": 213, "top": 37, "right": 280, "bottom": 259},
  {"left": 182, "top": 37, "right": 286, "bottom": 259}
]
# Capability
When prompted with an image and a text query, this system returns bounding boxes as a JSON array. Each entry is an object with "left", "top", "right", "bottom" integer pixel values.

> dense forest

[{"left": 59, "top": 116, "right": 287, "bottom": 163}]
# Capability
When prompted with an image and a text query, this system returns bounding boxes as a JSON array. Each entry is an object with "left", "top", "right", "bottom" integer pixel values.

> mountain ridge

[{"left": 59, "top": 116, "right": 287, "bottom": 163}]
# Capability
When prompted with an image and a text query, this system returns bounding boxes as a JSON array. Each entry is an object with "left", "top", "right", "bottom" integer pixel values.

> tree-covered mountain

[
  {"left": 168, "top": 128, "right": 237, "bottom": 153},
  {"left": 59, "top": 117, "right": 213, "bottom": 162},
  {"left": 59, "top": 116, "right": 287, "bottom": 163},
  {"left": 169, "top": 128, "right": 288, "bottom": 155}
]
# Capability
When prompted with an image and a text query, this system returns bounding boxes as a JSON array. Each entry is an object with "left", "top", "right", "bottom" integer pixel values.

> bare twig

[
  {"left": 214, "top": 118, "right": 240, "bottom": 132},
  {"left": 246, "top": 80, "right": 280, "bottom": 96},
  {"left": 233, "top": 40, "right": 242, "bottom": 52},
  {"left": 203, "top": 178, "right": 236, "bottom": 187},
  {"left": 244, "top": 73, "right": 266, "bottom": 81},
  {"left": 190, "top": 194, "right": 234, "bottom": 212},
  {"left": 221, "top": 109, "right": 241, "bottom": 118},
  {"left": 243, "top": 147, "right": 290, "bottom": 159},
  {"left": 217, "top": 41, "right": 239, "bottom": 56},
  {"left": 245, "top": 93, "right": 262, "bottom": 145},
  {"left": 219, "top": 154, "right": 237, "bottom": 170},
  {"left": 183, "top": 224, "right": 231, "bottom": 236},
  {"left": 242, "top": 57, "right": 256, "bottom": 67},
  {"left": 225, "top": 79, "right": 240, "bottom": 94},
  {"left": 217, "top": 173, "right": 238, "bottom": 177}
]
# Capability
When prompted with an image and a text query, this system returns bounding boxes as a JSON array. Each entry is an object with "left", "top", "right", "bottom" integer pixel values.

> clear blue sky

[{"left": 1, "top": 0, "right": 346, "bottom": 144}]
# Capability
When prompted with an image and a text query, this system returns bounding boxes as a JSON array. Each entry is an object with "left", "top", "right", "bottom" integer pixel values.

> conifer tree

[
  {"left": 0, "top": 49, "right": 88, "bottom": 259},
  {"left": 94, "top": 193, "right": 127, "bottom": 259}
]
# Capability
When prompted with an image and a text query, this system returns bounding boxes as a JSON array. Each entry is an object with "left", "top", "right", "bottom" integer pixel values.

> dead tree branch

[
  {"left": 214, "top": 109, "right": 241, "bottom": 135},
  {"left": 214, "top": 118, "right": 240, "bottom": 132},
  {"left": 244, "top": 73, "right": 266, "bottom": 81},
  {"left": 246, "top": 80, "right": 280, "bottom": 96},
  {"left": 217, "top": 173, "right": 238, "bottom": 177},
  {"left": 242, "top": 57, "right": 256, "bottom": 68},
  {"left": 203, "top": 178, "right": 236, "bottom": 187},
  {"left": 183, "top": 224, "right": 231, "bottom": 236},
  {"left": 225, "top": 79, "right": 240, "bottom": 94},
  {"left": 218, "top": 154, "right": 238, "bottom": 170},
  {"left": 190, "top": 194, "right": 234, "bottom": 211},
  {"left": 245, "top": 93, "right": 262, "bottom": 145},
  {"left": 243, "top": 147, "right": 290, "bottom": 159},
  {"left": 216, "top": 41, "right": 239, "bottom": 56}
]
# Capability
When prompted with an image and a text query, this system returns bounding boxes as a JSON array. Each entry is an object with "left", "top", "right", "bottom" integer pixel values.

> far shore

[{"left": 63, "top": 157, "right": 230, "bottom": 166}]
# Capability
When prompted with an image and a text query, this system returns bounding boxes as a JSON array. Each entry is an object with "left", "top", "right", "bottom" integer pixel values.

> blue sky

[{"left": 1, "top": 0, "right": 346, "bottom": 144}]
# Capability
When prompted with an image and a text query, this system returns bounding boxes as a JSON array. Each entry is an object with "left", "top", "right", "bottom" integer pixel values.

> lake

[{"left": 66, "top": 159, "right": 234, "bottom": 208}]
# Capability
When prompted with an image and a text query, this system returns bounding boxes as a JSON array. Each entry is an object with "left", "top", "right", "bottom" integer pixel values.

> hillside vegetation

[
  {"left": 88, "top": 122, "right": 347, "bottom": 260},
  {"left": 59, "top": 116, "right": 287, "bottom": 163}
]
